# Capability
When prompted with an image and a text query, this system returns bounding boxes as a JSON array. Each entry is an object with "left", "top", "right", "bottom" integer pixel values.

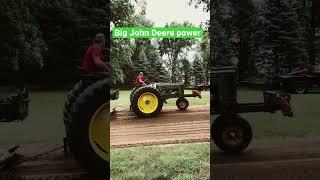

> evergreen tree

[
  {"left": 296, "top": 0, "right": 320, "bottom": 65},
  {"left": 210, "top": 0, "right": 236, "bottom": 66},
  {"left": 199, "top": 34, "right": 210, "bottom": 84},
  {"left": 145, "top": 44, "right": 169, "bottom": 83},
  {"left": 158, "top": 22, "right": 195, "bottom": 83},
  {"left": 71, "top": 0, "right": 108, "bottom": 53},
  {"left": 263, "top": 0, "right": 307, "bottom": 73},
  {"left": 232, "top": 0, "right": 255, "bottom": 78},
  {"left": 193, "top": 55, "right": 206, "bottom": 85},
  {"left": 251, "top": 5, "right": 274, "bottom": 76},
  {"left": 181, "top": 58, "right": 192, "bottom": 85}
]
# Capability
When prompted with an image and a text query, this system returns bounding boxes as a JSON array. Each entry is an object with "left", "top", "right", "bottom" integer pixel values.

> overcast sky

[
  {"left": 144, "top": 0, "right": 209, "bottom": 27},
  {"left": 129, "top": 0, "right": 209, "bottom": 61}
]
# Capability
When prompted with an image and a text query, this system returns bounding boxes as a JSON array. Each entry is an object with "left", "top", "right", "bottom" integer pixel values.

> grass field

[
  {"left": 0, "top": 90, "right": 66, "bottom": 145},
  {"left": 1, "top": 88, "right": 320, "bottom": 179},
  {"left": 111, "top": 143, "right": 210, "bottom": 180},
  {"left": 235, "top": 87, "right": 320, "bottom": 139},
  {"left": 111, "top": 90, "right": 210, "bottom": 110},
  {"left": 1, "top": 88, "right": 320, "bottom": 144}
]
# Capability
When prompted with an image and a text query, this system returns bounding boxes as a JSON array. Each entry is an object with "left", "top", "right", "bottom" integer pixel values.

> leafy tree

[
  {"left": 29, "top": 0, "right": 78, "bottom": 82},
  {"left": 110, "top": 0, "right": 154, "bottom": 86},
  {"left": 111, "top": 0, "right": 134, "bottom": 27},
  {"left": 189, "top": 0, "right": 210, "bottom": 12},
  {"left": 0, "top": 0, "right": 45, "bottom": 79},
  {"left": 158, "top": 22, "right": 196, "bottom": 83}
]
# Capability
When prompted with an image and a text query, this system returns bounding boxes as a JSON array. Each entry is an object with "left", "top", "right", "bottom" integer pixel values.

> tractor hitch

[{"left": 263, "top": 91, "right": 293, "bottom": 117}]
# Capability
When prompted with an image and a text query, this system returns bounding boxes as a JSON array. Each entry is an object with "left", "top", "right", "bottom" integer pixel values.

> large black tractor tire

[
  {"left": 291, "top": 79, "right": 309, "bottom": 94},
  {"left": 63, "top": 78, "right": 104, "bottom": 140},
  {"left": 211, "top": 115, "right": 252, "bottom": 153},
  {"left": 176, "top": 97, "right": 189, "bottom": 110},
  {"left": 129, "top": 87, "right": 139, "bottom": 110},
  {"left": 130, "top": 87, "right": 139, "bottom": 102},
  {"left": 131, "top": 86, "right": 163, "bottom": 118},
  {"left": 67, "top": 79, "right": 110, "bottom": 179},
  {"left": 63, "top": 81, "right": 87, "bottom": 139}
]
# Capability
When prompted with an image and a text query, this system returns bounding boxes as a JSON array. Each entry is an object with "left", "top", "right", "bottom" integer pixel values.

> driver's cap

[{"left": 95, "top": 33, "right": 105, "bottom": 42}]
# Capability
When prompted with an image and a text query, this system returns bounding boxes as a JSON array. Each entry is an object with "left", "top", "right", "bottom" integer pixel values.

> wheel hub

[
  {"left": 89, "top": 102, "right": 109, "bottom": 162},
  {"left": 138, "top": 92, "right": 159, "bottom": 114},
  {"left": 222, "top": 126, "right": 244, "bottom": 147},
  {"left": 296, "top": 87, "right": 305, "bottom": 93},
  {"left": 179, "top": 102, "right": 186, "bottom": 108}
]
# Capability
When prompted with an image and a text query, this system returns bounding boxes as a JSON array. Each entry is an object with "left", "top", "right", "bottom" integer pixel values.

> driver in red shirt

[
  {"left": 135, "top": 72, "right": 146, "bottom": 87},
  {"left": 81, "top": 33, "right": 111, "bottom": 73}
]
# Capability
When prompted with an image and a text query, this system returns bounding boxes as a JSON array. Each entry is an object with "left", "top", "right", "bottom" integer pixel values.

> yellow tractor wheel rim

[
  {"left": 138, "top": 92, "right": 159, "bottom": 114},
  {"left": 89, "top": 102, "right": 109, "bottom": 162}
]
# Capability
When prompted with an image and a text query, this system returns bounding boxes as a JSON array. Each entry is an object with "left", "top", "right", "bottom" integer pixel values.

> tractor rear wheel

[
  {"left": 63, "top": 81, "right": 87, "bottom": 140},
  {"left": 131, "top": 86, "right": 163, "bottom": 118},
  {"left": 68, "top": 79, "right": 110, "bottom": 178},
  {"left": 176, "top": 97, "right": 189, "bottom": 110},
  {"left": 212, "top": 115, "right": 252, "bottom": 153},
  {"left": 129, "top": 87, "right": 139, "bottom": 110}
]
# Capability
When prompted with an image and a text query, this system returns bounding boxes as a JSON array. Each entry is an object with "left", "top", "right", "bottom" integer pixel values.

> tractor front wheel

[
  {"left": 131, "top": 86, "right": 163, "bottom": 118},
  {"left": 176, "top": 98, "right": 189, "bottom": 110},
  {"left": 212, "top": 115, "right": 252, "bottom": 153}
]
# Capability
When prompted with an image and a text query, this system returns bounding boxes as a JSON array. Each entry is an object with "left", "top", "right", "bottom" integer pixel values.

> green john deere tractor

[
  {"left": 130, "top": 83, "right": 207, "bottom": 118},
  {"left": 211, "top": 66, "right": 293, "bottom": 153},
  {"left": 62, "top": 70, "right": 118, "bottom": 179}
]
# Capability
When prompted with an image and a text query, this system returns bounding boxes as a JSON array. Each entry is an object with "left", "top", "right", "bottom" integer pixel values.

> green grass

[
  {"left": 219, "top": 87, "right": 320, "bottom": 139},
  {"left": 111, "top": 87, "right": 320, "bottom": 179},
  {"left": 111, "top": 143, "right": 210, "bottom": 180},
  {"left": 1, "top": 87, "right": 320, "bottom": 178},
  {"left": 111, "top": 90, "right": 210, "bottom": 110},
  {"left": 0, "top": 91, "right": 67, "bottom": 145},
  {"left": 1, "top": 88, "right": 320, "bottom": 145}
]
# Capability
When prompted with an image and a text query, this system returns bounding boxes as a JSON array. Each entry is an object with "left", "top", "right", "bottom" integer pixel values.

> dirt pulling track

[
  {"left": 110, "top": 105, "right": 210, "bottom": 148},
  {"left": 212, "top": 138, "right": 320, "bottom": 180},
  {"left": 0, "top": 143, "right": 91, "bottom": 180}
]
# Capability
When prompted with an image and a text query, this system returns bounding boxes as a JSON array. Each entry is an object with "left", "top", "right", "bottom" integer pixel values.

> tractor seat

[
  {"left": 77, "top": 66, "right": 109, "bottom": 81},
  {"left": 78, "top": 67, "right": 110, "bottom": 78}
]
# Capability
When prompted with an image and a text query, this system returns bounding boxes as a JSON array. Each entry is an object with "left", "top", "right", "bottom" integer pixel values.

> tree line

[
  {"left": 211, "top": 0, "right": 320, "bottom": 80},
  {"left": 111, "top": 0, "right": 210, "bottom": 88},
  {"left": 3, "top": 0, "right": 318, "bottom": 87},
  {"left": 0, "top": 0, "right": 107, "bottom": 87},
  {"left": 0, "top": 0, "right": 209, "bottom": 88}
]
